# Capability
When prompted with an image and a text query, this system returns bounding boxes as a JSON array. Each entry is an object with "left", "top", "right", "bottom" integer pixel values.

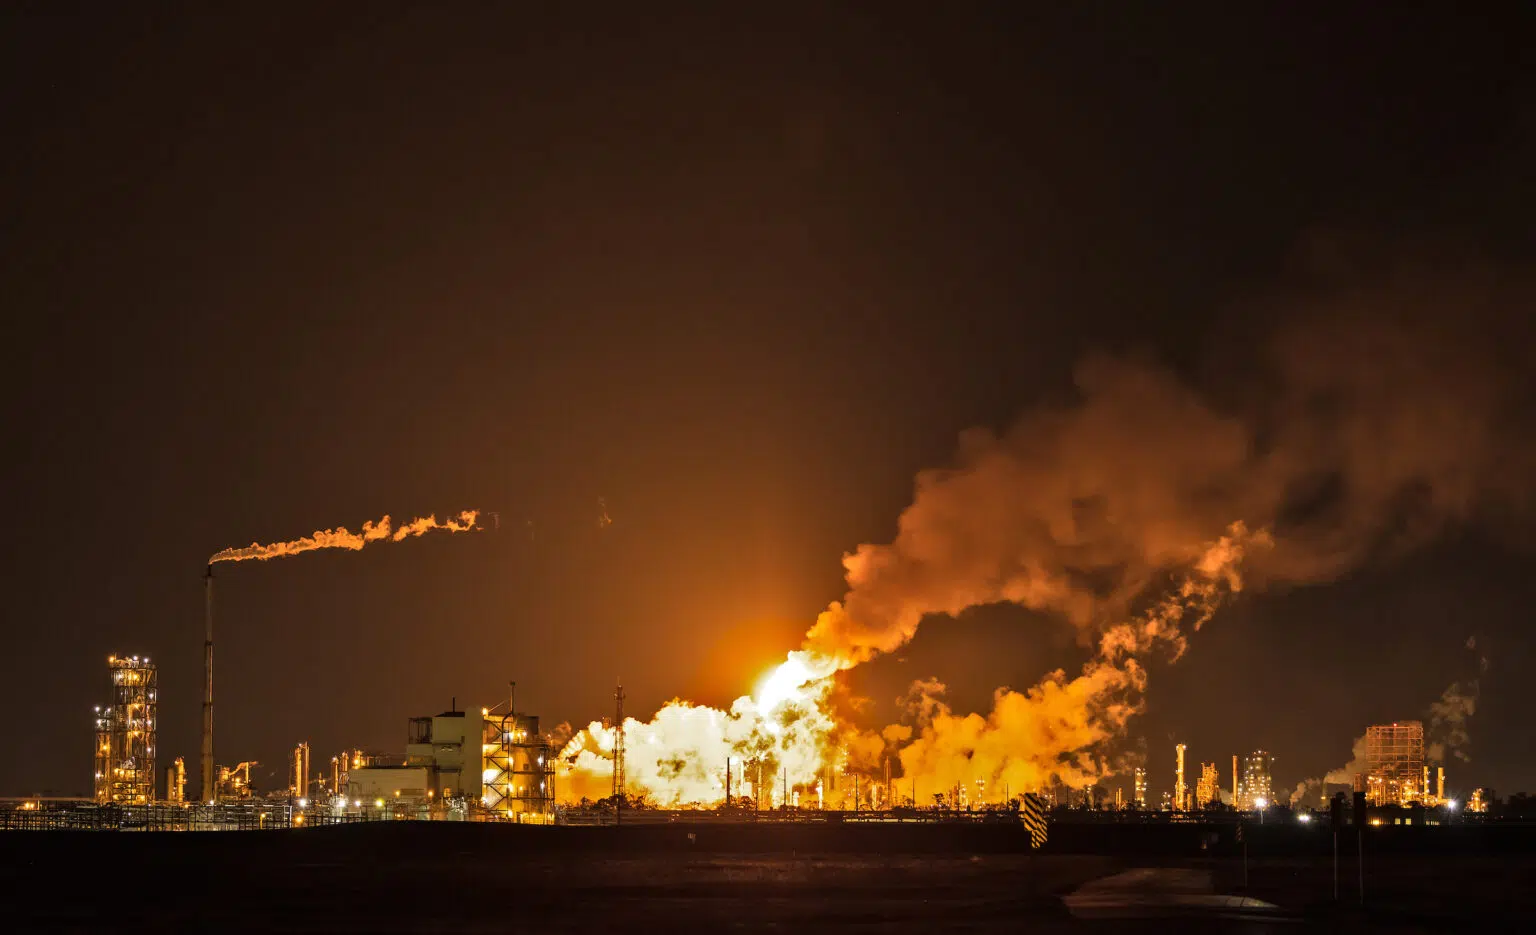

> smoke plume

[
  {"left": 804, "top": 265, "right": 1532, "bottom": 670},
  {"left": 562, "top": 259, "right": 1532, "bottom": 805},
  {"left": 1427, "top": 679, "right": 1482, "bottom": 763},
  {"left": 890, "top": 524, "right": 1263, "bottom": 798},
  {"left": 209, "top": 510, "right": 480, "bottom": 564}
]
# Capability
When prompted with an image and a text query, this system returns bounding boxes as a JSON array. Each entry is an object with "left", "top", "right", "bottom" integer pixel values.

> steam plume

[
  {"left": 210, "top": 510, "right": 481, "bottom": 564},
  {"left": 1426, "top": 679, "right": 1482, "bottom": 764}
]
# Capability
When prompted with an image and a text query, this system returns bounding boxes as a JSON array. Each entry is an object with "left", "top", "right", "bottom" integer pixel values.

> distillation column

[{"left": 1174, "top": 743, "right": 1187, "bottom": 812}]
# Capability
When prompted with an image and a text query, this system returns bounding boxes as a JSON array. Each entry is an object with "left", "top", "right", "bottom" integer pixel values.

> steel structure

[
  {"left": 93, "top": 655, "right": 157, "bottom": 805},
  {"left": 481, "top": 712, "right": 554, "bottom": 822},
  {"left": 1240, "top": 751, "right": 1274, "bottom": 809},
  {"left": 1196, "top": 762, "right": 1218, "bottom": 808},
  {"left": 612, "top": 682, "right": 626, "bottom": 800},
  {"left": 1133, "top": 767, "right": 1147, "bottom": 808},
  {"left": 1366, "top": 721, "right": 1425, "bottom": 805}
]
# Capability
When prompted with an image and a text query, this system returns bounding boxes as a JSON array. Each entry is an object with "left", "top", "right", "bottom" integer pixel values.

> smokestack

[
  {"left": 1232, "top": 754, "right": 1239, "bottom": 806},
  {"left": 1175, "top": 743, "right": 1187, "bottom": 812},
  {"left": 201, "top": 566, "right": 214, "bottom": 804},
  {"left": 1438, "top": 767, "right": 1445, "bottom": 801}
]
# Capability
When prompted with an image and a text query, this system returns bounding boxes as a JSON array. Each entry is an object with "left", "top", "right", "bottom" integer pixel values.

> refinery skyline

[{"left": 68, "top": 641, "right": 1489, "bottom": 815}]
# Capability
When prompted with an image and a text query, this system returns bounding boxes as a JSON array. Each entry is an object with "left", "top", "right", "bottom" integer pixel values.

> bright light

[
  {"left": 297, "top": 798, "right": 309, "bottom": 808},
  {"left": 374, "top": 799, "right": 385, "bottom": 808},
  {"left": 1447, "top": 800, "right": 1459, "bottom": 811},
  {"left": 1298, "top": 812, "right": 1312, "bottom": 823},
  {"left": 1369, "top": 818, "right": 1383, "bottom": 826},
  {"left": 755, "top": 652, "right": 836, "bottom": 713},
  {"left": 352, "top": 800, "right": 360, "bottom": 808},
  {"left": 1254, "top": 797, "right": 1268, "bottom": 809}
]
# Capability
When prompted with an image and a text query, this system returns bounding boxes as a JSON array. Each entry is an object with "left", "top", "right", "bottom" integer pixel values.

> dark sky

[{"left": 4, "top": 4, "right": 1533, "bottom": 800}]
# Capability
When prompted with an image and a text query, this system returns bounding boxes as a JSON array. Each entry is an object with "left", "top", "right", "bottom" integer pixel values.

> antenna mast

[{"left": 613, "top": 681, "right": 626, "bottom": 800}]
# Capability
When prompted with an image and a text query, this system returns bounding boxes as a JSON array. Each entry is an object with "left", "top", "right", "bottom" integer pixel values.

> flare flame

[{"left": 209, "top": 510, "right": 481, "bottom": 564}]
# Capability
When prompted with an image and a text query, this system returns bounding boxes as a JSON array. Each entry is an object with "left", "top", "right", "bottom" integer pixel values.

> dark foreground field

[{"left": 0, "top": 822, "right": 1529, "bottom": 933}]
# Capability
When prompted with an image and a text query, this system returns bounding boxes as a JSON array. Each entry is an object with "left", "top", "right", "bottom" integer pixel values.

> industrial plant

[
  {"left": 0, "top": 514, "right": 1484, "bottom": 834},
  {"left": 0, "top": 642, "right": 1489, "bottom": 835}
]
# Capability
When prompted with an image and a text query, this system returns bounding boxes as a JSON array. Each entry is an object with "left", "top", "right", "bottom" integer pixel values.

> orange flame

[{"left": 209, "top": 510, "right": 480, "bottom": 564}]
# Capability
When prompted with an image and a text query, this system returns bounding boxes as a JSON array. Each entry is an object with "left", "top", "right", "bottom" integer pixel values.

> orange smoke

[
  {"left": 894, "top": 523, "right": 1263, "bottom": 801},
  {"left": 209, "top": 510, "right": 480, "bottom": 564}
]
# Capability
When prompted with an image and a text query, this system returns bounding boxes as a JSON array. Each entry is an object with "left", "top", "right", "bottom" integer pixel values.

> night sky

[{"left": 4, "top": 5, "right": 1533, "bottom": 800}]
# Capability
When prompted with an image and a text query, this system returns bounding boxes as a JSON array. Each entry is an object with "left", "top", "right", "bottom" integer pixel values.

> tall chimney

[{"left": 201, "top": 566, "right": 215, "bottom": 804}]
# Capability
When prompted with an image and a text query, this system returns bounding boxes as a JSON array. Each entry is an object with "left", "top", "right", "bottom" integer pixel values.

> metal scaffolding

[
  {"left": 93, "top": 655, "right": 157, "bottom": 805},
  {"left": 481, "top": 712, "right": 555, "bottom": 822},
  {"left": 1366, "top": 721, "right": 1425, "bottom": 805}
]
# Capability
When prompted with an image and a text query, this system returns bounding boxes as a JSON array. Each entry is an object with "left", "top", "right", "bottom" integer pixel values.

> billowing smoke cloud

[
  {"left": 210, "top": 510, "right": 480, "bottom": 564},
  {"left": 805, "top": 265, "right": 1532, "bottom": 670},
  {"left": 558, "top": 686, "right": 837, "bottom": 806},
  {"left": 804, "top": 360, "right": 1268, "bottom": 666},
  {"left": 890, "top": 525, "right": 1262, "bottom": 798}
]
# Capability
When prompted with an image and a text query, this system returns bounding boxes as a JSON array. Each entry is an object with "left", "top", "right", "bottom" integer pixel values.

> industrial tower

[
  {"left": 1174, "top": 743, "right": 1187, "bottom": 811},
  {"left": 93, "top": 655, "right": 157, "bottom": 805},
  {"left": 612, "top": 681, "right": 626, "bottom": 800}
]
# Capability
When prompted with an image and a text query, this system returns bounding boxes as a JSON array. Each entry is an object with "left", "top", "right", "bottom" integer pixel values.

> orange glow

[{"left": 557, "top": 523, "right": 1262, "bottom": 808}]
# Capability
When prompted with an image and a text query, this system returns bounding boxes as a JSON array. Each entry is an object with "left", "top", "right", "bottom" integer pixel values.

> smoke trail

[{"left": 209, "top": 510, "right": 480, "bottom": 564}]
